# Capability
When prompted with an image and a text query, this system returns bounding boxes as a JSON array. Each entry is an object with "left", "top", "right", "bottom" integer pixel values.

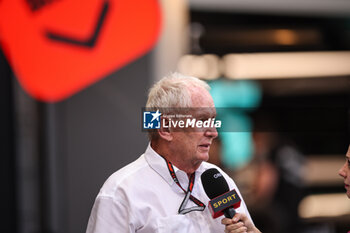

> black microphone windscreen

[{"left": 201, "top": 168, "right": 229, "bottom": 199}]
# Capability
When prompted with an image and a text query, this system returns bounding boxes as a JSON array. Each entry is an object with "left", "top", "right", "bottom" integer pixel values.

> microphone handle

[{"left": 223, "top": 207, "right": 236, "bottom": 219}]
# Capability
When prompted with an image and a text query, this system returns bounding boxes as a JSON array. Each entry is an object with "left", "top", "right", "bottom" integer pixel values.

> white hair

[
  {"left": 146, "top": 72, "right": 210, "bottom": 109},
  {"left": 146, "top": 72, "right": 210, "bottom": 140}
]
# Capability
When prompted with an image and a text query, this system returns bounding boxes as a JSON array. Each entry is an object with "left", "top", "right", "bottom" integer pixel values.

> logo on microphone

[
  {"left": 208, "top": 189, "right": 241, "bottom": 218},
  {"left": 143, "top": 110, "right": 161, "bottom": 129}
]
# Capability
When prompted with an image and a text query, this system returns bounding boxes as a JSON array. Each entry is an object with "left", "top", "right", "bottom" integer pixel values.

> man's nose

[{"left": 205, "top": 126, "right": 218, "bottom": 139}]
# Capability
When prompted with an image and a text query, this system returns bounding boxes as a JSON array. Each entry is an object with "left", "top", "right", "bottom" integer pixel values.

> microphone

[{"left": 201, "top": 168, "right": 241, "bottom": 219}]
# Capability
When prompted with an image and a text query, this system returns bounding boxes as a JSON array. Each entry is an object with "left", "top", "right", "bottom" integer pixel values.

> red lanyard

[{"left": 164, "top": 159, "right": 205, "bottom": 214}]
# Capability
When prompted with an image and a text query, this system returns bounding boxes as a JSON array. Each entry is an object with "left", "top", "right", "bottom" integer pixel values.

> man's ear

[{"left": 158, "top": 117, "right": 173, "bottom": 141}]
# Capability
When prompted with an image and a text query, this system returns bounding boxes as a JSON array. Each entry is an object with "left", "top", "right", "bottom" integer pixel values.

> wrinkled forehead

[
  {"left": 190, "top": 107, "right": 217, "bottom": 119},
  {"left": 189, "top": 86, "right": 215, "bottom": 108}
]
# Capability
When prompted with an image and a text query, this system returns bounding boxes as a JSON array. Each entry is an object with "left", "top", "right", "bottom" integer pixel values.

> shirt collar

[
  {"left": 144, "top": 143, "right": 175, "bottom": 186},
  {"left": 144, "top": 143, "right": 206, "bottom": 186}
]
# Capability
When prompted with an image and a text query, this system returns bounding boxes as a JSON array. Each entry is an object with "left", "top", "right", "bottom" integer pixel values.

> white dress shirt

[{"left": 86, "top": 144, "right": 253, "bottom": 233}]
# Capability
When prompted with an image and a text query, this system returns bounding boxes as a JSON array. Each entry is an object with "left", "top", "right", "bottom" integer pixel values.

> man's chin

[{"left": 198, "top": 153, "right": 209, "bottom": 162}]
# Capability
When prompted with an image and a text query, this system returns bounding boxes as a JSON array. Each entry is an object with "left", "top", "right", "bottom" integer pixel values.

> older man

[{"left": 86, "top": 73, "right": 260, "bottom": 233}]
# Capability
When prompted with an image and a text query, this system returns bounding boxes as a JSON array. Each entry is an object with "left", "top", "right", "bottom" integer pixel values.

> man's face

[
  {"left": 169, "top": 87, "right": 218, "bottom": 171},
  {"left": 339, "top": 145, "right": 350, "bottom": 198}
]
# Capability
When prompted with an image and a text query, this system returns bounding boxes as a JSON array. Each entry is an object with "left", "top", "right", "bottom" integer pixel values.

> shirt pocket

[{"left": 156, "top": 215, "right": 196, "bottom": 233}]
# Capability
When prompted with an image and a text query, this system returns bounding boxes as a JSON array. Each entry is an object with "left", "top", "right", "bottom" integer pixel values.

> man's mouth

[{"left": 199, "top": 143, "right": 210, "bottom": 149}]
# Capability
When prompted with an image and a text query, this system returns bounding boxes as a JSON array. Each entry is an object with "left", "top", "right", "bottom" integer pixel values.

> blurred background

[{"left": 1, "top": 0, "right": 350, "bottom": 232}]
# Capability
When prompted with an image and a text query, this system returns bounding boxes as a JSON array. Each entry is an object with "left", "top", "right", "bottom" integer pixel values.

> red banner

[{"left": 0, "top": 0, "right": 161, "bottom": 101}]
